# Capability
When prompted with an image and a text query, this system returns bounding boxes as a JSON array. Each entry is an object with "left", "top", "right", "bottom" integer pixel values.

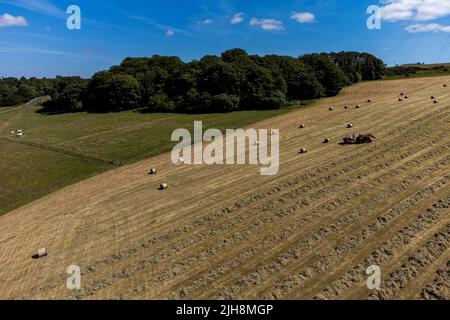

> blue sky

[{"left": 1, "top": 0, "right": 450, "bottom": 78}]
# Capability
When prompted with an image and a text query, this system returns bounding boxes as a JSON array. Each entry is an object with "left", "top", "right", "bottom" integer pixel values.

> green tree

[
  {"left": 301, "top": 54, "right": 347, "bottom": 96},
  {"left": 146, "top": 93, "right": 176, "bottom": 112},
  {"left": 17, "top": 83, "right": 37, "bottom": 102},
  {"left": 0, "top": 82, "right": 19, "bottom": 106},
  {"left": 84, "top": 72, "right": 141, "bottom": 112},
  {"left": 209, "top": 94, "right": 240, "bottom": 112},
  {"left": 259, "top": 55, "right": 324, "bottom": 100},
  {"left": 39, "top": 77, "right": 86, "bottom": 113},
  {"left": 198, "top": 61, "right": 243, "bottom": 96},
  {"left": 39, "top": 49, "right": 386, "bottom": 114}
]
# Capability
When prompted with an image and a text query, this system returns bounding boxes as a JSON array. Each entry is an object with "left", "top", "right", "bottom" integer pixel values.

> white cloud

[
  {"left": 405, "top": 23, "right": 450, "bottom": 33},
  {"left": 290, "top": 12, "right": 315, "bottom": 23},
  {"left": 198, "top": 18, "right": 213, "bottom": 25},
  {"left": 380, "top": 0, "right": 450, "bottom": 22},
  {"left": 1, "top": 0, "right": 130, "bottom": 31},
  {"left": 231, "top": 12, "right": 245, "bottom": 25},
  {"left": 165, "top": 29, "right": 175, "bottom": 37},
  {"left": 0, "top": 13, "right": 28, "bottom": 27},
  {"left": 0, "top": 0, "right": 64, "bottom": 18},
  {"left": 250, "top": 18, "right": 284, "bottom": 31}
]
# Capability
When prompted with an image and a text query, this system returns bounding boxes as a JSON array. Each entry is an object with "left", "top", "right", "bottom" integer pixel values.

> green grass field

[
  {"left": 386, "top": 63, "right": 450, "bottom": 80},
  {"left": 0, "top": 104, "right": 305, "bottom": 215}
]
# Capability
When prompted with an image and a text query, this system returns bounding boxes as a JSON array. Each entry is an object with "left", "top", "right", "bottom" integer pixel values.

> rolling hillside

[
  {"left": 0, "top": 76, "right": 449, "bottom": 300},
  {"left": 0, "top": 106, "right": 295, "bottom": 216}
]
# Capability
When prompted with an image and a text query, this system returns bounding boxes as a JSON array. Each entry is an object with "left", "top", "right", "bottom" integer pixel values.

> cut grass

[
  {"left": 0, "top": 104, "right": 305, "bottom": 216},
  {"left": 2, "top": 75, "right": 449, "bottom": 300},
  {"left": 0, "top": 140, "right": 110, "bottom": 215}
]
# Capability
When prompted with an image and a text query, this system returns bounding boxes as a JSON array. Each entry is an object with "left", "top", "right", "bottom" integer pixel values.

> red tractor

[{"left": 340, "top": 133, "right": 376, "bottom": 145}]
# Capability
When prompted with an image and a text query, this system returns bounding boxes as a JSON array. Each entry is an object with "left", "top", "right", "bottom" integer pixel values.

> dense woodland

[
  {"left": 0, "top": 49, "right": 385, "bottom": 113},
  {"left": 0, "top": 77, "right": 54, "bottom": 106}
]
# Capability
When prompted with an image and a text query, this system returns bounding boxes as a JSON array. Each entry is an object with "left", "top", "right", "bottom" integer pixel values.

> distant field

[
  {"left": 402, "top": 63, "right": 450, "bottom": 68},
  {"left": 386, "top": 63, "right": 450, "bottom": 79},
  {"left": 0, "top": 105, "right": 303, "bottom": 215}
]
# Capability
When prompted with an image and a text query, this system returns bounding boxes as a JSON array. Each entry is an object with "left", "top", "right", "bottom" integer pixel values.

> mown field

[
  {"left": 0, "top": 105, "right": 301, "bottom": 215},
  {"left": 0, "top": 75, "right": 448, "bottom": 300}
]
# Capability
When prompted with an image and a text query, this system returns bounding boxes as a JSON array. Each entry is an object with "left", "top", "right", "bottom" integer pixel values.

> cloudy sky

[{"left": 1, "top": 0, "right": 450, "bottom": 77}]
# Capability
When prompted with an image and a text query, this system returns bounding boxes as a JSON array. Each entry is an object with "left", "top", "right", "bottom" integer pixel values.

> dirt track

[{"left": 0, "top": 77, "right": 449, "bottom": 300}]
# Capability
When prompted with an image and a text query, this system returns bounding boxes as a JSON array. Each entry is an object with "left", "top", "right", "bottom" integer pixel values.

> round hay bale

[
  {"left": 356, "top": 104, "right": 361, "bottom": 109},
  {"left": 431, "top": 96, "right": 436, "bottom": 99},
  {"left": 347, "top": 123, "right": 353, "bottom": 128},
  {"left": 35, "top": 247, "right": 47, "bottom": 259},
  {"left": 323, "top": 138, "right": 331, "bottom": 143},
  {"left": 400, "top": 93, "right": 404, "bottom": 96},
  {"left": 159, "top": 182, "right": 168, "bottom": 190},
  {"left": 405, "top": 96, "right": 409, "bottom": 99},
  {"left": 434, "top": 99, "right": 439, "bottom": 104},
  {"left": 444, "top": 84, "right": 447, "bottom": 87},
  {"left": 367, "top": 99, "right": 372, "bottom": 103},
  {"left": 344, "top": 105, "right": 349, "bottom": 109},
  {"left": 149, "top": 168, "right": 157, "bottom": 175},
  {"left": 329, "top": 107, "right": 334, "bottom": 111},
  {"left": 299, "top": 124, "right": 305, "bottom": 129},
  {"left": 398, "top": 98, "right": 404, "bottom": 102},
  {"left": 299, "top": 148, "right": 307, "bottom": 154}
]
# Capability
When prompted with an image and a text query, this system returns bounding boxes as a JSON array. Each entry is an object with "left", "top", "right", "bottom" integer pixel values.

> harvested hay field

[
  {"left": 0, "top": 76, "right": 449, "bottom": 300},
  {"left": 0, "top": 106, "right": 292, "bottom": 216}
]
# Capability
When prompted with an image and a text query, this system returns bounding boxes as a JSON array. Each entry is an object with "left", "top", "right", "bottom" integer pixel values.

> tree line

[
  {"left": 1, "top": 49, "right": 385, "bottom": 113},
  {"left": 0, "top": 77, "right": 54, "bottom": 107}
]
